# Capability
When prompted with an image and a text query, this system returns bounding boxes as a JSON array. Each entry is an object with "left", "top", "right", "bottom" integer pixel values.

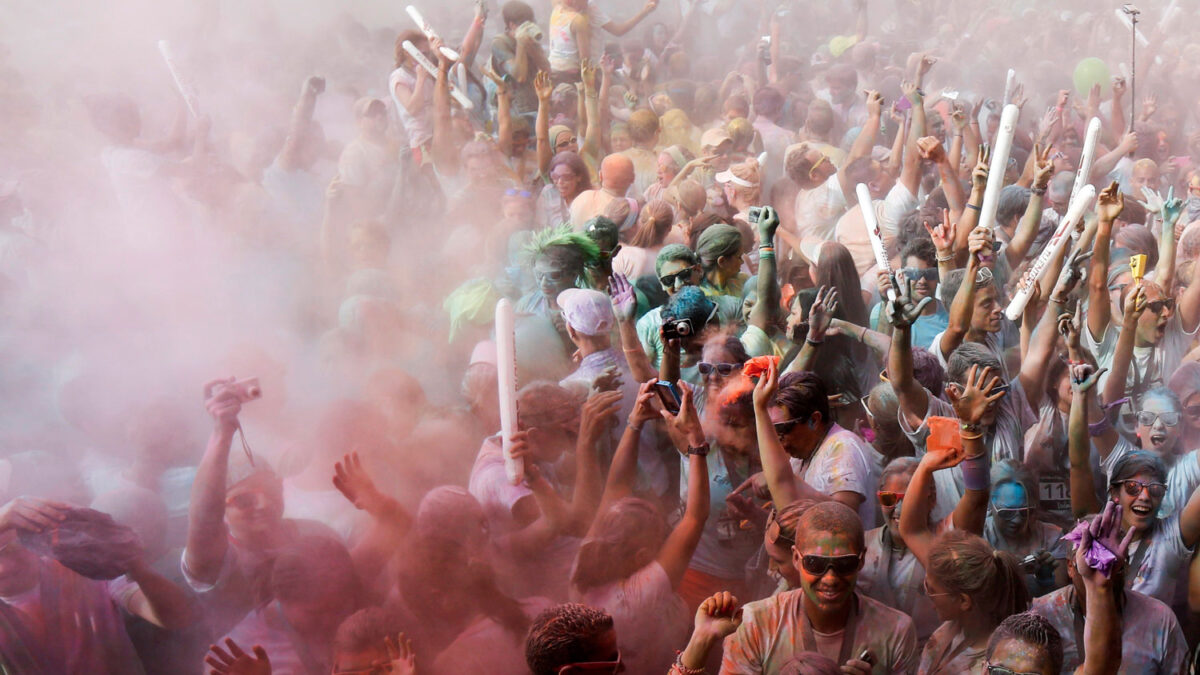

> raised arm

[
  {"left": 1005, "top": 144, "right": 1053, "bottom": 267},
  {"left": 953, "top": 145, "right": 990, "bottom": 256},
  {"left": 1178, "top": 218, "right": 1200, "bottom": 334},
  {"left": 898, "top": 81, "right": 925, "bottom": 198},
  {"left": 751, "top": 359, "right": 800, "bottom": 510},
  {"left": 534, "top": 71, "right": 554, "bottom": 176},
  {"left": 1074, "top": 503, "right": 1129, "bottom": 675},
  {"left": 278, "top": 76, "right": 324, "bottom": 171},
  {"left": 1157, "top": 190, "right": 1183, "bottom": 293},
  {"left": 837, "top": 90, "right": 883, "bottom": 204},
  {"left": 1069, "top": 366, "right": 1110, "bottom": 517},
  {"left": 611, "top": 274, "right": 657, "bottom": 383},
  {"left": 1109, "top": 78, "right": 1127, "bottom": 143},
  {"left": 657, "top": 382, "right": 711, "bottom": 588},
  {"left": 599, "top": 0, "right": 658, "bottom": 37},
  {"left": 569, "top": 390, "right": 625, "bottom": 531},
  {"left": 1087, "top": 182, "right": 1123, "bottom": 340},
  {"left": 946, "top": 365, "right": 1005, "bottom": 534},
  {"left": 783, "top": 285, "right": 837, "bottom": 376},
  {"left": 183, "top": 380, "right": 242, "bottom": 584},
  {"left": 941, "top": 228, "right": 991, "bottom": 360},
  {"left": 748, "top": 207, "right": 780, "bottom": 332},
  {"left": 332, "top": 452, "right": 414, "bottom": 593},
  {"left": 898, "top": 440, "right": 959, "bottom": 569},
  {"left": 1089, "top": 133, "right": 1137, "bottom": 183},
  {"left": 597, "top": 382, "right": 658, "bottom": 513},
  {"left": 887, "top": 278, "right": 934, "bottom": 429},
  {"left": 1018, "top": 293, "right": 1066, "bottom": 411},
  {"left": 1101, "top": 285, "right": 1146, "bottom": 407},
  {"left": 580, "top": 61, "right": 604, "bottom": 165},
  {"left": 432, "top": 47, "right": 457, "bottom": 176},
  {"left": 920, "top": 135, "right": 965, "bottom": 215}
]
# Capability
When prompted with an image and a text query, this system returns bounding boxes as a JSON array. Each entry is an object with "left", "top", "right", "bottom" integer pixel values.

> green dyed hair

[{"left": 523, "top": 224, "right": 602, "bottom": 269}]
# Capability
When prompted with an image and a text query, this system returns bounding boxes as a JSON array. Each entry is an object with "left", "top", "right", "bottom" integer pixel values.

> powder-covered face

[
  {"left": 1114, "top": 470, "right": 1163, "bottom": 533},
  {"left": 879, "top": 473, "right": 911, "bottom": 527},
  {"left": 225, "top": 472, "right": 285, "bottom": 541},
  {"left": 988, "top": 638, "right": 1055, "bottom": 675},
  {"left": 657, "top": 152, "right": 679, "bottom": 185},
  {"left": 1137, "top": 394, "right": 1182, "bottom": 454},
  {"left": 534, "top": 250, "right": 579, "bottom": 300},
  {"left": 991, "top": 481, "right": 1031, "bottom": 540},
  {"left": 764, "top": 535, "right": 799, "bottom": 589},
  {"left": 793, "top": 530, "right": 860, "bottom": 613}
]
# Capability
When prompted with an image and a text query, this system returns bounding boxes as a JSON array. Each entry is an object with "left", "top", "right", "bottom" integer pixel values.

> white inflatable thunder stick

[
  {"left": 1071, "top": 117, "right": 1102, "bottom": 204},
  {"left": 495, "top": 298, "right": 524, "bottom": 485},
  {"left": 1003, "top": 69, "right": 1016, "bottom": 106},
  {"left": 857, "top": 183, "right": 895, "bottom": 303},
  {"left": 406, "top": 5, "right": 463, "bottom": 62},
  {"left": 157, "top": 40, "right": 199, "bottom": 119},
  {"left": 401, "top": 41, "right": 475, "bottom": 110},
  {"left": 977, "top": 104, "right": 1020, "bottom": 231},
  {"left": 1004, "top": 184, "right": 1097, "bottom": 321}
]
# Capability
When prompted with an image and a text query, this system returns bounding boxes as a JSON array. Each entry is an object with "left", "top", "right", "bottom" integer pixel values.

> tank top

[
  {"left": 547, "top": 6, "right": 581, "bottom": 73},
  {"left": 388, "top": 66, "right": 434, "bottom": 150}
]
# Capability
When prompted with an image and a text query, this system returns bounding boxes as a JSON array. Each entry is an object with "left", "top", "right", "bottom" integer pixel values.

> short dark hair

[
  {"left": 501, "top": 1, "right": 535, "bottom": 27},
  {"left": 986, "top": 612, "right": 1064, "bottom": 675},
  {"left": 753, "top": 86, "right": 785, "bottom": 120},
  {"left": 775, "top": 371, "right": 830, "bottom": 424},
  {"left": 911, "top": 347, "right": 946, "bottom": 395},
  {"left": 525, "top": 604, "right": 615, "bottom": 675},
  {"left": 900, "top": 237, "right": 937, "bottom": 268},
  {"left": 796, "top": 501, "right": 865, "bottom": 554}
]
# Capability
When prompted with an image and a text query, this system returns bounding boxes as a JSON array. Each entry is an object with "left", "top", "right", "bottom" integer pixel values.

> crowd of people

[{"left": 6, "top": 0, "right": 1200, "bottom": 672}]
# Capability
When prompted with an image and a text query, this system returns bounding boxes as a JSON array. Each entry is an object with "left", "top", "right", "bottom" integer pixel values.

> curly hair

[
  {"left": 986, "top": 612, "right": 1064, "bottom": 675},
  {"left": 525, "top": 604, "right": 615, "bottom": 675}
]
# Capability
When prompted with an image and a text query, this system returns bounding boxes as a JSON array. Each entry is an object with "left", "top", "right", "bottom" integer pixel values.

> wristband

[
  {"left": 965, "top": 203, "right": 981, "bottom": 212},
  {"left": 961, "top": 421, "right": 982, "bottom": 433},
  {"left": 805, "top": 336, "right": 824, "bottom": 345},
  {"left": 672, "top": 653, "right": 706, "bottom": 675},
  {"left": 936, "top": 252, "right": 955, "bottom": 262},
  {"left": 687, "top": 442, "right": 710, "bottom": 457},
  {"left": 961, "top": 452, "right": 990, "bottom": 491},
  {"left": 1087, "top": 417, "right": 1112, "bottom": 437},
  {"left": 1031, "top": 186, "right": 1047, "bottom": 196}
]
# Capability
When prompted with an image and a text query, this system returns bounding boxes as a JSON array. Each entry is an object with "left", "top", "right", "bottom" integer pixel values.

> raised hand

[
  {"left": 609, "top": 273, "right": 636, "bottom": 322},
  {"left": 1122, "top": 284, "right": 1148, "bottom": 324},
  {"left": 950, "top": 104, "right": 967, "bottom": 132},
  {"left": 694, "top": 592, "right": 743, "bottom": 642},
  {"left": 864, "top": 89, "right": 883, "bottom": 118},
  {"left": 1069, "top": 362, "right": 1107, "bottom": 393},
  {"left": 1136, "top": 187, "right": 1165, "bottom": 216},
  {"left": 1033, "top": 143, "right": 1054, "bottom": 189},
  {"left": 0, "top": 497, "right": 70, "bottom": 534},
  {"left": 924, "top": 208, "right": 957, "bottom": 255},
  {"left": 1051, "top": 247, "right": 1093, "bottom": 303},
  {"left": 303, "top": 76, "right": 325, "bottom": 97},
  {"left": 579, "top": 390, "right": 624, "bottom": 443},
  {"left": 1011, "top": 82, "right": 1027, "bottom": 110},
  {"left": 533, "top": 70, "right": 553, "bottom": 102},
  {"left": 945, "top": 365, "right": 1006, "bottom": 424},
  {"left": 203, "top": 377, "right": 243, "bottom": 430},
  {"left": 1057, "top": 306, "right": 1083, "bottom": 354},
  {"left": 806, "top": 285, "right": 839, "bottom": 342},
  {"left": 332, "top": 452, "right": 390, "bottom": 515},
  {"left": 1140, "top": 94, "right": 1157, "bottom": 121},
  {"left": 917, "top": 136, "right": 946, "bottom": 163},
  {"left": 661, "top": 381, "right": 704, "bottom": 448},
  {"left": 752, "top": 356, "right": 780, "bottom": 410},
  {"left": 580, "top": 59, "right": 598, "bottom": 98},
  {"left": 901, "top": 79, "right": 920, "bottom": 105},
  {"left": 1077, "top": 501, "right": 1136, "bottom": 585},
  {"left": 971, "top": 144, "right": 991, "bottom": 189},
  {"left": 884, "top": 274, "right": 933, "bottom": 328},
  {"left": 1161, "top": 186, "right": 1184, "bottom": 231},
  {"left": 205, "top": 639, "right": 272, "bottom": 675},
  {"left": 1097, "top": 180, "right": 1124, "bottom": 222},
  {"left": 629, "top": 380, "right": 659, "bottom": 427},
  {"left": 967, "top": 225, "right": 995, "bottom": 264},
  {"left": 385, "top": 633, "right": 417, "bottom": 675},
  {"left": 916, "top": 53, "right": 937, "bottom": 78},
  {"left": 1111, "top": 77, "right": 1127, "bottom": 99},
  {"left": 755, "top": 205, "right": 780, "bottom": 244}
]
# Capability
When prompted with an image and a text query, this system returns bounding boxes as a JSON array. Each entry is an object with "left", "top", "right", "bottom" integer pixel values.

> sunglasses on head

[
  {"left": 1145, "top": 298, "right": 1176, "bottom": 315},
  {"left": 900, "top": 267, "right": 937, "bottom": 283},
  {"left": 1137, "top": 411, "right": 1180, "bottom": 427},
  {"left": 877, "top": 491, "right": 904, "bottom": 508},
  {"left": 765, "top": 510, "right": 795, "bottom": 547},
  {"left": 505, "top": 188, "right": 533, "bottom": 199},
  {"left": 659, "top": 265, "right": 698, "bottom": 288},
  {"left": 558, "top": 652, "right": 624, "bottom": 674},
  {"left": 698, "top": 361, "right": 743, "bottom": 376},
  {"left": 808, "top": 153, "right": 830, "bottom": 179},
  {"left": 556, "top": 135, "right": 578, "bottom": 149},
  {"left": 800, "top": 553, "right": 861, "bottom": 576},
  {"left": 989, "top": 504, "right": 1030, "bottom": 520},
  {"left": 1112, "top": 479, "right": 1167, "bottom": 500}
]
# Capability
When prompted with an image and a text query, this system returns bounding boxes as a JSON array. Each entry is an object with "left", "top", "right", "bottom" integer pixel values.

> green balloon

[{"left": 1073, "top": 58, "right": 1111, "bottom": 97}]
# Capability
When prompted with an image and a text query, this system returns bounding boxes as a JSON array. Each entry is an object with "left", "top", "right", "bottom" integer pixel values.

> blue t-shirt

[{"left": 870, "top": 300, "right": 949, "bottom": 350}]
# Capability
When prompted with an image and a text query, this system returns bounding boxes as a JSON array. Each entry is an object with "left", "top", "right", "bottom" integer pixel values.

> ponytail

[{"left": 928, "top": 530, "right": 1030, "bottom": 629}]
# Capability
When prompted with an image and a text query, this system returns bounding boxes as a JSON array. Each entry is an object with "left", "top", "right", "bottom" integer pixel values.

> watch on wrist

[{"left": 687, "top": 442, "right": 710, "bottom": 456}]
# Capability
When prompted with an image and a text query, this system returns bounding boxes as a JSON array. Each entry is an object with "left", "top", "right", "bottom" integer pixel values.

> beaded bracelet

[{"left": 672, "top": 653, "right": 706, "bottom": 675}]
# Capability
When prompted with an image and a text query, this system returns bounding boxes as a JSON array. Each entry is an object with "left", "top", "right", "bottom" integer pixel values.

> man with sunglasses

[
  {"left": 871, "top": 238, "right": 947, "bottom": 349},
  {"left": 721, "top": 501, "right": 917, "bottom": 674}
]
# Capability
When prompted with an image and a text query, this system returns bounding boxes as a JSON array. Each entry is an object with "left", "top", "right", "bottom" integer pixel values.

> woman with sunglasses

[
  {"left": 984, "top": 460, "right": 1068, "bottom": 598},
  {"left": 537, "top": 151, "right": 593, "bottom": 230}
]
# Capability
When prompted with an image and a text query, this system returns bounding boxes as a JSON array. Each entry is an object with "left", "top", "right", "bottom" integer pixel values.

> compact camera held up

[{"left": 204, "top": 377, "right": 263, "bottom": 404}]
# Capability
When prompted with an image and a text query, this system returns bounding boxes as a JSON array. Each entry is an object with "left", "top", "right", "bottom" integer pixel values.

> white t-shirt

[
  {"left": 1123, "top": 510, "right": 1193, "bottom": 603},
  {"left": 1085, "top": 312, "right": 1199, "bottom": 404},
  {"left": 789, "top": 423, "right": 883, "bottom": 528},
  {"left": 576, "top": 562, "right": 689, "bottom": 674},
  {"left": 1101, "top": 440, "right": 1200, "bottom": 520},
  {"left": 793, "top": 173, "right": 847, "bottom": 242},
  {"left": 835, "top": 182, "right": 918, "bottom": 276}
]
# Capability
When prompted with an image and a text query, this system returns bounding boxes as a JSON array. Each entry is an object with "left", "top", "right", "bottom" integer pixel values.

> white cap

[{"left": 557, "top": 289, "right": 614, "bottom": 336}]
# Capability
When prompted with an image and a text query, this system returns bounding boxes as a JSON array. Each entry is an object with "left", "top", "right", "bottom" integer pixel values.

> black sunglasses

[
  {"left": 1145, "top": 298, "right": 1176, "bottom": 315},
  {"left": 900, "top": 267, "right": 938, "bottom": 283},
  {"left": 800, "top": 553, "right": 861, "bottom": 576},
  {"left": 659, "top": 265, "right": 698, "bottom": 288},
  {"left": 773, "top": 418, "right": 804, "bottom": 436}
]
